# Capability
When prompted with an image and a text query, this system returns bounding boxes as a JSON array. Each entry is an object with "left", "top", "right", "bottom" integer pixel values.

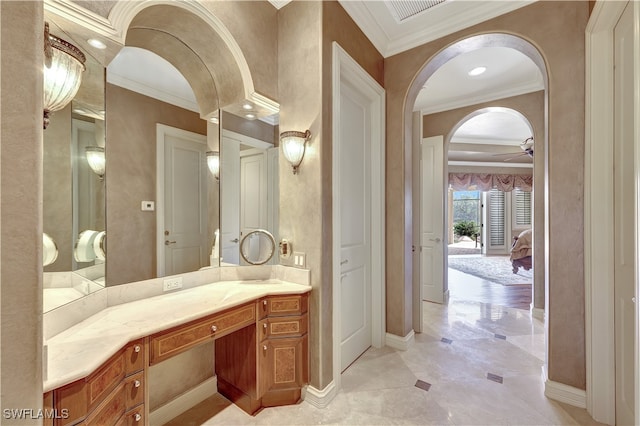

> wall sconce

[
  {"left": 85, "top": 146, "right": 105, "bottom": 179},
  {"left": 280, "top": 130, "right": 311, "bottom": 175},
  {"left": 206, "top": 151, "right": 220, "bottom": 180},
  {"left": 43, "top": 22, "right": 86, "bottom": 129}
]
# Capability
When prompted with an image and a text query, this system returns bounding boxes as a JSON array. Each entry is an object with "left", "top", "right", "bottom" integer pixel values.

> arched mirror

[{"left": 239, "top": 229, "right": 276, "bottom": 265}]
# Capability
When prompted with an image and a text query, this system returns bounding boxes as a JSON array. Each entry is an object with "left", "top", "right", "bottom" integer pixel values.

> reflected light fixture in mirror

[
  {"left": 206, "top": 151, "right": 220, "bottom": 180},
  {"left": 85, "top": 146, "right": 106, "bottom": 179},
  {"left": 280, "top": 130, "right": 310, "bottom": 174},
  {"left": 43, "top": 22, "right": 86, "bottom": 129}
]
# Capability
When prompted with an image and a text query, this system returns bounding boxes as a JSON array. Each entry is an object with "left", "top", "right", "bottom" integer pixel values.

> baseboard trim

[
  {"left": 386, "top": 330, "right": 415, "bottom": 351},
  {"left": 531, "top": 305, "right": 545, "bottom": 321},
  {"left": 542, "top": 366, "right": 586, "bottom": 408},
  {"left": 149, "top": 376, "right": 218, "bottom": 425},
  {"left": 304, "top": 381, "right": 337, "bottom": 409}
]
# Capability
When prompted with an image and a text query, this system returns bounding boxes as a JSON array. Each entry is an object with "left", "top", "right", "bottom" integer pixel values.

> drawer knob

[
  {"left": 211, "top": 325, "right": 218, "bottom": 332},
  {"left": 263, "top": 323, "right": 268, "bottom": 330},
  {"left": 263, "top": 300, "right": 267, "bottom": 306},
  {"left": 133, "top": 345, "right": 141, "bottom": 353},
  {"left": 134, "top": 413, "right": 142, "bottom": 422},
  {"left": 263, "top": 345, "right": 267, "bottom": 351},
  {"left": 134, "top": 380, "right": 141, "bottom": 388}
]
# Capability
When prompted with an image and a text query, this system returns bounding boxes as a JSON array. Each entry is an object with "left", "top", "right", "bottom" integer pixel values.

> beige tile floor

[{"left": 165, "top": 270, "right": 604, "bottom": 426}]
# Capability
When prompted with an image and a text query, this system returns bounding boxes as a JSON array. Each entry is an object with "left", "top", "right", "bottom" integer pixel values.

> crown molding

[
  {"left": 418, "top": 80, "right": 544, "bottom": 115},
  {"left": 340, "top": 0, "right": 535, "bottom": 58},
  {"left": 268, "top": 0, "right": 292, "bottom": 10},
  {"left": 44, "top": 0, "right": 120, "bottom": 40},
  {"left": 448, "top": 161, "right": 533, "bottom": 169}
]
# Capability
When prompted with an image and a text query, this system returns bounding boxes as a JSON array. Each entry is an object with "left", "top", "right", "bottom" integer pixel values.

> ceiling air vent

[{"left": 385, "top": 0, "right": 448, "bottom": 22}]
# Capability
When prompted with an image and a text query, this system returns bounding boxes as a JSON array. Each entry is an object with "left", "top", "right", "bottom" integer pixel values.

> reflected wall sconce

[
  {"left": 280, "top": 130, "right": 311, "bottom": 175},
  {"left": 207, "top": 151, "right": 220, "bottom": 180},
  {"left": 85, "top": 146, "right": 105, "bottom": 179},
  {"left": 43, "top": 22, "right": 86, "bottom": 129}
]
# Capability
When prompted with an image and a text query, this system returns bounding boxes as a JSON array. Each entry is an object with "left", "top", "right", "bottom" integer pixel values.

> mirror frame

[{"left": 239, "top": 229, "right": 276, "bottom": 265}]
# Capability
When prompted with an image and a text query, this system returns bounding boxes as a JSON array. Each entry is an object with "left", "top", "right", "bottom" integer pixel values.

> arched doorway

[
  {"left": 444, "top": 107, "right": 536, "bottom": 309},
  {"left": 407, "top": 33, "right": 548, "bottom": 330}
]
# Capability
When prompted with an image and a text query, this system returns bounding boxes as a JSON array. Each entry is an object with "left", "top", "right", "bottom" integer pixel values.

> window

[{"left": 513, "top": 188, "right": 532, "bottom": 227}]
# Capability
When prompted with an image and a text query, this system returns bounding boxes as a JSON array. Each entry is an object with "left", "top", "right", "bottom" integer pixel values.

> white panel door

[
  {"left": 339, "top": 82, "right": 372, "bottom": 371},
  {"left": 614, "top": 3, "right": 636, "bottom": 424},
  {"left": 163, "top": 133, "right": 208, "bottom": 275},
  {"left": 421, "top": 136, "right": 444, "bottom": 303},
  {"left": 240, "top": 151, "right": 267, "bottom": 234},
  {"left": 221, "top": 137, "right": 240, "bottom": 264}
]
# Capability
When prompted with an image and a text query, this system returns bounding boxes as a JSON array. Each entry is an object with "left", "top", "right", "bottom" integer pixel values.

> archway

[
  {"left": 108, "top": 0, "right": 277, "bottom": 120},
  {"left": 406, "top": 32, "right": 548, "bottom": 350},
  {"left": 445, "top": 107, "right": 536, "bottom": 308}
]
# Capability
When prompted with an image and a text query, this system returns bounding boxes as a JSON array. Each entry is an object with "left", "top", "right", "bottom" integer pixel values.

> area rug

[{"left": 447, "top": 255, "right": 532, "bottom": 286}]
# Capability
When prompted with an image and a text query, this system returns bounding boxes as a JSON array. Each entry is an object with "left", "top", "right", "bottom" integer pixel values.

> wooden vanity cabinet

[
  {"left": 51, "top": 339, "right": 146, "bottom": 426},
  {"left": 216, "top": 294, "right": 309, "bottom": 414}
]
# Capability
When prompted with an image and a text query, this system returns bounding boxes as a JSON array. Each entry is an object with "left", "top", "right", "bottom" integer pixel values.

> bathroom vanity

[{"left": 43, "top": 279, "right": 310, "bottom": 425}]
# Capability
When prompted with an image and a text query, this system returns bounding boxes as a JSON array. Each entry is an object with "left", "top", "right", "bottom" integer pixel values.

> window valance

[{"left": 448, "top": 173, "right": 532, "bottom": 192}]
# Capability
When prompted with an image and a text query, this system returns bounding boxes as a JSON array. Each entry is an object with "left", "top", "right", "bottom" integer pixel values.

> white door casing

[
  {"left": 156, "top": 124, "right": 208, "bottom": 277},
  {"left": 421, "top": 136, "right": 445, "bottom": 303},
  {"left": 221, "top": 136, "right": 241, "bottom": 264},
  {"left": 614, "top": 3, "right": 636, "bottom": 424},
  {"left": 332, "top": 42, "right": 385, "bottom": 392},
  {"left": 585, "top": 1, "right": 640, "bottom": 424}
]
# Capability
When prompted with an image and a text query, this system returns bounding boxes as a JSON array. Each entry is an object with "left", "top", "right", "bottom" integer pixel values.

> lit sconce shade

[
  {"left": 280, "top": 130, "right": 311, "bottom": 175},
  {"left": 85, "top": 146, "right": 106, "bottom": 179},
  {"left": 207, "top": 151, "right": 220, "bottom": 180},
  {"left": 43, "top": 22, "right": 86, "bottom": 129}
]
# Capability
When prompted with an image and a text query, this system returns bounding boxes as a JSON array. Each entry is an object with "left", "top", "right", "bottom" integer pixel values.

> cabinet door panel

[{"left": 260, "top": 335, "right": 308, "bottom": 394}]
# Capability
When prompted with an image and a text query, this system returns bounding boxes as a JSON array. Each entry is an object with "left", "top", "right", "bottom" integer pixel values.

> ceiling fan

[{"left": 492, "top": 137, "right": 534, "bottom": 162}]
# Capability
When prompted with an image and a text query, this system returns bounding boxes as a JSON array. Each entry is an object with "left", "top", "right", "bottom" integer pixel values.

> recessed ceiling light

[
  {"left": 242, "top": 102, "right": 253, "bottom": 110},
  {"left": 87, "top": 38, "right": 107, "bottom": 49},
  {"left": 245, "top": 113, "right": 256, "bottom": 120},
  {"left": 468, "top": 66, "right": 487, "bottom": 76}
]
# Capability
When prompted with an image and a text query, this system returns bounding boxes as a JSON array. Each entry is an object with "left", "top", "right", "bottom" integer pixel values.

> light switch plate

[
  {"left": 293, "top": 252, "right": 306, "bottom": 268},
  {"left": 141, "top": 201, "right": 155, "bottom": 211}
]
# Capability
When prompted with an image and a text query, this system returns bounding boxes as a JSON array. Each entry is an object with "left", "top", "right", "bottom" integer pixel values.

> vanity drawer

[
  {"left": 259, "top": 313, "right": 308, "bottom": 340},
  {"left": 124, "top": 371, "right": 144, "bottom": 410},
  {"left": 55, "top": 351, "right": 125, "bottom": 425},
  {"left": 116, "top": 405, "right": 144, "bottom": 426},
  {"left": 258, "top": 295, "right": 308, "bottom": 319},
  {"left": 150, "top": 303, "right": 256, "bottom": 364},
  {"left": 82, "top": 383, "right": 126, "bottom": 426},
  {"left": 124, "top": 339, "right": 145, "bottom": 376}
]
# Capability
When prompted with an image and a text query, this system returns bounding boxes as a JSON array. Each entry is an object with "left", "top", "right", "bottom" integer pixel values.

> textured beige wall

[
  {"left": 43, "top": 105, "right": 73, "bottom": 272},
  {"left": 148, "top": 342, "right": 214, "bottom": 410},
  {"left": 0, "top": 1, "right": 44, "bottom": 421},
  {"left": 278, "top": 0, "right": 325, "bottom": 389},
  {"left": 421, "top": 90, "right": 544, "bottom": 310},
  {"left": 106, "top": 84, "right": 207, "bottom": 286},
  {"left": 385, "top": 1, "right": 588, "bottom": 389}
]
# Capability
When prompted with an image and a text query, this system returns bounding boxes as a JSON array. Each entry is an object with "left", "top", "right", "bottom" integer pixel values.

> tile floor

[{"left": 165, "top": 269, "right": 603, "bottom": 426}]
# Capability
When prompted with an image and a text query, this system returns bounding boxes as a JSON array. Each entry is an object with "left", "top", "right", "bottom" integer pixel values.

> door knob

[
  {"left": 428, "top": 238, "right": 441, "bottom": 243},
  {"left": 231, "top": 238, "right": 239, "bottom": 243},
  {"left": 165, "top": 240, "right": 176, "bottom": 245}
]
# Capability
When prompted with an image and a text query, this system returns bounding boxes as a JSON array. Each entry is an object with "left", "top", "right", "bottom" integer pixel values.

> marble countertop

[{"left": 44, "top": 279, "right": 311, "bottom": 392}]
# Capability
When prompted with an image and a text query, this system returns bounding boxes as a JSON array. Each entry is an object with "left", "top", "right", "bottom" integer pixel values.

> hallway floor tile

[{"left": 167, "top": 294, "right": 603, "bottom": 425}]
